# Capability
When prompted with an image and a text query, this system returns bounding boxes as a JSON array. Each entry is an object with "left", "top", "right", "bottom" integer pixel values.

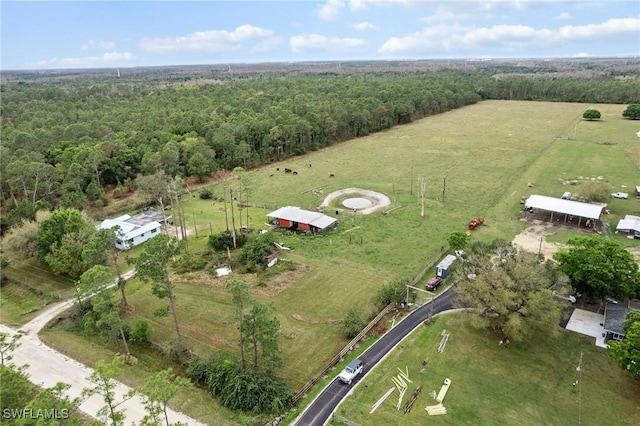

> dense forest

[{"left": 1, "top": 59, "right": 639, "bottom": 230}]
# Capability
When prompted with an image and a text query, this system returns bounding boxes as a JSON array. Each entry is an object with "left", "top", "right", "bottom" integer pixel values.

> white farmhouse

[{"left": 98, "top": 208, "right": 168, "bottom": 250}]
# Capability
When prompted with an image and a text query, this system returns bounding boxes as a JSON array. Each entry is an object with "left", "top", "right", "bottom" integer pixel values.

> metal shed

[{"left": 436, "top": 255, "right": 457, "bottom": 278}]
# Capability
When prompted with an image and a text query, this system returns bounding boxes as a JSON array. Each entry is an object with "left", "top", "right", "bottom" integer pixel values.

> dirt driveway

[{"left": 512, "top": 222, "right": 564, "bottom": 260}]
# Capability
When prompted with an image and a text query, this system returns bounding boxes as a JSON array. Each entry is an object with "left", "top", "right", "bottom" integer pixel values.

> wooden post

[
  {"left": 230, "top": 188, "right": 237, "bottom": 249},
  {"left": 192, "top": 210, "right": 198, "bottom": 237},
  {"left": 442, "top": 176, "right": 446, "bottom": 203}
]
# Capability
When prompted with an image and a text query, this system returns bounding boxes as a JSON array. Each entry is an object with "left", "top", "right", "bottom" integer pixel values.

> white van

[{"left": 561, "top": 192, "right": 571, "bottom": 200}]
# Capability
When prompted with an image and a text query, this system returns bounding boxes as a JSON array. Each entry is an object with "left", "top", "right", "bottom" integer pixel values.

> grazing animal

[
  {"left": 308, "top": 163, "right": 312, "bottom": 167},
  {"left": 269, "top": 174, "right": 274, "bottom": 177},
  {"left": 293, "top": 171, "right": 298, "bottom": 175},
  {"left": 284, "top": 168, "right": 292, "bottom": 173},
  {"left": 329, "top": 173, "right": 335, "bottom": 178},
  {"left": 276, "top": 167, "right": 280, "bottom": 171}
]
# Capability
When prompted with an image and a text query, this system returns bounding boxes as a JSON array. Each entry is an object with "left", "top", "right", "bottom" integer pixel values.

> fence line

[
  {"left": 291, "top": 246, "right": 450, "bottom": 405},
  {"left": 291, "top": 302, "right": 395, "bottom": 404},
  {"left": 409, "top": 245, "right": 450, "bottom": 288}
]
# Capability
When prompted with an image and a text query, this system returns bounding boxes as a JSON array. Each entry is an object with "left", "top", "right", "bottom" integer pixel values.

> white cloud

[
  {"left": 35, "top": 52, "right": 135, "bottom": 68},
  {"left": 351, "top": 21, "right": 377, "bottom": 31},
  {"left": 249, "top": 36, "right": 284, "bottom": 54},
  {"left": 379, "top": 17, "right": 640, "bottom": 54},
  {"left": 555, "top": 12, "right": 572, "bottom": 21},
  {"left": 349, "top": 0, "right": 368, "bottom": 12},
  {"left": 80, "top": 40, "right": 117, "bottom": 51},
  {"left": 573, "top": 52, "right": 591, "bottom": 57},
  {"left": 316, "top": 0, "right": 345, "bottom": 21},
  {"left": 290, "top": 34, "right": 367, "bottom": 53},
  {"left": 139, "top": 25, "right": 274, "bottom": 53},
  {"left": 421, "top": 4, "right": 493, "bottom": 24}
]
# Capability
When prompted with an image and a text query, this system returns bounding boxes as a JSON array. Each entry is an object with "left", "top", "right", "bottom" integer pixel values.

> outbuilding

[
  {"left": 616, "top": 215, "right": 640, "bottom": 238},
  {"left": 523, "top": 194, "right": 603, "bottom": 229},
  {"left": 436, "top": 255, "right": 457, "bottom": 278},
  {"left": 267, "top": 206, "right": 337, "bottom": 234}
]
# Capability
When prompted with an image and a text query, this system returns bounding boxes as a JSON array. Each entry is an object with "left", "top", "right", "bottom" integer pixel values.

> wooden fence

[
  {"left": 291, "top": 302, "right": 395, "bottom": 404},
  {"left": 291, "top": 245, "right": 451, "bottom": 405}
]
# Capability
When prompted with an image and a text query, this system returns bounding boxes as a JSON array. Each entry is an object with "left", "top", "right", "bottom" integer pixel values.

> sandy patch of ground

[
  {"left": 320, "top": 187, "right": 391, "bottom": 214},
  {"left": 512, "top": 222, "right": 565, "bottom": 260}
]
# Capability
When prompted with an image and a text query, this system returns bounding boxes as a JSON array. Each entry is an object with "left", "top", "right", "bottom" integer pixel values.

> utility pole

[
  {"left": 419, "top": 176, "right": 427, "bottom": 218},
  {"left": 223, "top": 185, "right": 229, "bottom": 232},
  {"left": 230, "top": 187, "right": 237, "bottom": 249}
]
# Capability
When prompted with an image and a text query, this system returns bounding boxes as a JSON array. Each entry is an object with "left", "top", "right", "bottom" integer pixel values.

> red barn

[{"left": 267, "top": 206, "right": 337, "bottom": 234}]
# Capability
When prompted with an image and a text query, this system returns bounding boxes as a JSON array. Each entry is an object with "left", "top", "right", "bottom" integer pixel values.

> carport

[{"left": 523, "top": 194, "right": 603, "bottom": 230}]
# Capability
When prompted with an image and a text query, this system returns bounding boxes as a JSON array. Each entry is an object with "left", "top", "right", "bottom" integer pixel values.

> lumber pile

[
  {"left": 425, "top": 403, "right": 448, "bottom": 415},
  {"left": 402, "top": 386, "right": 422, "bottom": 413}
]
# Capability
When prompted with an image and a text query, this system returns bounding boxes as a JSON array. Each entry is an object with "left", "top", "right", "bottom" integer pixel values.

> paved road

[
  {"left": 2, "top": 269, "right": 207, "bottom": 426},
  {"left": 293, "top": 288, "right": 454, "bottom": 426}
]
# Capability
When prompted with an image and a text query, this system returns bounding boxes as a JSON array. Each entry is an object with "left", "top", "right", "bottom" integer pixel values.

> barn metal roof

[
  {"left": 267, "top": 206, "right": 337, "bottom": 230},
  {"left": 524, "top": 194, "right": 603, "bottom": 220},
  {"left": 616, "top": 215, "right": 640, "bottom": 232}
]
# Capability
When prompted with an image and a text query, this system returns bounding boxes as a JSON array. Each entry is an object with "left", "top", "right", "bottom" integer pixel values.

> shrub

[
  {"left": 208, "top": 230, "right": 247, "bottom": 251},
  {"left": 342, "top": 308, "right": 365, "bottom": 339},
  {"left": 375, "top": 278, "right": 410, "bottom": 308},
  {"left": 130, "top": 318, "right": 152, "bottom": 345},
  {"left": 199, "top": 188, "right": 213, "bottom": 199}
]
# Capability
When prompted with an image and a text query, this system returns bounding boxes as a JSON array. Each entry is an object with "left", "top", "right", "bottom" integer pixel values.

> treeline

[{"left": 1, "top": 68, "right": 639, "bottom": 228}]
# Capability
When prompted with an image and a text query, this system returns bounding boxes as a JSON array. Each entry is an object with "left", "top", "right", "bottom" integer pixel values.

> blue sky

[{"left": 2, "top": 1, "right": 639, "bottom": 70}]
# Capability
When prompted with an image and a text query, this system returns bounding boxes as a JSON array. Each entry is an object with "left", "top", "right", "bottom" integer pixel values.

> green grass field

[
  {"left": 335, "top": 313, "right": 640, "bottom": 426},
  {"left": 5, "top": 100, "right": 639, "bottom": 425},
  {"left": 1, "top": 259, "right": 76, "bottom": 326}
]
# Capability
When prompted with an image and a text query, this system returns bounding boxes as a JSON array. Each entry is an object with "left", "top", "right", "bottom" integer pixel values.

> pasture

[
  {"left": 9, "top": 100, "right": 640, "bottom": 424},
  {"left": 335, "top": 312, "right": 640, "bottom": 425},
  {"left": 157, "top": 100, "right": 639, "bottom": 388}
]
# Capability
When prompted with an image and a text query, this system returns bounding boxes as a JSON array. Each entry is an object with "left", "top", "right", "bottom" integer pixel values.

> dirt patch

[
  {"left": 320, "top": 187, "right": 391, "bottom": 214},
  {"left": 512, "top": 222, "right": 565, "bottom": 260},
  {"left": 291, "top": 314, "right": 341, "bottom": 325}
]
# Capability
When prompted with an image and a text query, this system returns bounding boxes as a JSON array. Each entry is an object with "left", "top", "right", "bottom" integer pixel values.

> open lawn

[
  {"left": 1, "top": 259, "right": 76, "bottom": 326},
  {"left": 335, "top": 312, "right": 640, "bottom": 426}
]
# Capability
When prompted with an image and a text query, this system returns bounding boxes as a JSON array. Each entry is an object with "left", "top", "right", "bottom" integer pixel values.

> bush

[
  {"left": 342, "top": 308, "right": 365, "bottom": 339},
  {"left": 199, "top": 188, "right": 213, "bottom": 199},
  {"left": 375, "top": 278, "right": 409, "bottom": 308},
  {"left": 218, "top": 366, "right": 293, "bottom": 413},
  {"left": 161, "top": 336, "right": 191, "bottom": 365},
  {"left": 208, "top": 230, "right": 247, "bottom": 251},
  {"left": 174, "top": 252, "right": 208, "bottom": 273},
  {"left": 582, "top": 109, "right": 601, "bottom": 121},
  {"left": 130, "top": 318, "right": 152, "bottom": 345}
]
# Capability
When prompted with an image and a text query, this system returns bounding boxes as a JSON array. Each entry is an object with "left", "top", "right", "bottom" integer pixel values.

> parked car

[
  {"left": 338, "top": 358, "right": 363, "bottom": 385},
  {"left": 426, "top": 276, "right": 443, "bottom": 291},
  {"left": 611, "top": 192, "right": 629, "bottom": 199}
]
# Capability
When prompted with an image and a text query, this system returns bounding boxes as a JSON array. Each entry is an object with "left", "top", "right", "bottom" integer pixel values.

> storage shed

[
  {"left": 436, "top": 255, "right": 457, "bottom": 278},
  {"left": 616, "top": 215, "right": 640, "bottom": 238},
  {"left": 267, "top": 206, "right": 337, "bottom": 234}
]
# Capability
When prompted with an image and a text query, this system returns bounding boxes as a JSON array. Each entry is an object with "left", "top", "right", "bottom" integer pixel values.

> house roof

[
  {"left": 604, "top": 302, "right": 632, "bottom": 335},
  {"left": 267, "top": 206, "right": 337, "bottom": 230},
  {"left": 524, "top": 194, "right": 603, "bottom": 220},
  {"left": 98, "top": 219, "right": 137, "bottom": 234},
  {"left": 616, "top": 215, "right": 640, "bottom": 233},
  {"left": 437, "top": 255, "right": 457, "bottom": 270}
]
